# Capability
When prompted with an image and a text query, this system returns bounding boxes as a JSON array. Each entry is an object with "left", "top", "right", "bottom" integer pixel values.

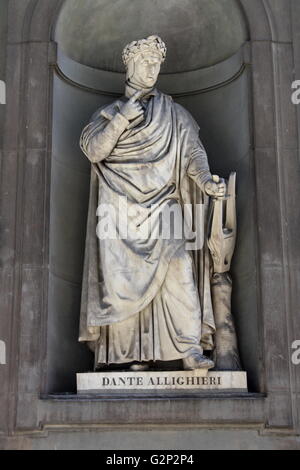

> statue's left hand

[{"left": 205, "top": 175, "right": 226, "bottom": 198}]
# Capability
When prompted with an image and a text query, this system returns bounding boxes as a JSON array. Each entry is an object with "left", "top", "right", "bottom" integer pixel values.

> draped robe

[{"left": 79, "top": 89, "right": 216, "bottom": 366}]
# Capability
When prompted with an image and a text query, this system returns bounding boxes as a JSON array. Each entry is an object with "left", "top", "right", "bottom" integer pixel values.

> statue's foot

[
  {"left": 183, "top": 353, "right": 214, "bottom": 370},
  {"left": 130, "top": 362, "right": 149, "bottom": 371}
]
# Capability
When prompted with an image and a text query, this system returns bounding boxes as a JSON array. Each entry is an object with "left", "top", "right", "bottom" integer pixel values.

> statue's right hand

[
  {"left": 205, "top": 175, "right": 227, "bottom": 199},
  {"left": 120, "top": 90, "right": 144, "bottom": 121}
]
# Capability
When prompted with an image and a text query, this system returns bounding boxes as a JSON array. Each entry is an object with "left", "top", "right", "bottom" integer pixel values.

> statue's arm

[
  {"left": 80, "top": 91, "right": 144, "bottom": 163},
  {"left": 187, "top": 138, "right": 226, "bottom": 198},
  {"left": 80, "top": 112, "right": 130, "bottom": 163},
  {"left": 186, "top": 139, "right": 212, "bottom": 192}
]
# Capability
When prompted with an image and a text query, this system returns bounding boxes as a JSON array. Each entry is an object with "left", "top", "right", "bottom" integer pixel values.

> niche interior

[{"left": 46, "top": 0, "right": 260, "bottom": 394}]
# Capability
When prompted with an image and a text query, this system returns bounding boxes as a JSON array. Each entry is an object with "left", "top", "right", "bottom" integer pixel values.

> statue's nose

[{"left": 149, "top": 65, "right": 156, "bottom": 75}]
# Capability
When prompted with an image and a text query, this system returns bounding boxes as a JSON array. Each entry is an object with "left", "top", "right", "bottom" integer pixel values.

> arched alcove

[
  {"left": 55, "top": 0, "right": 248, "bottom": 72},
  {"left": 46, "top": 0, "right": 260, "bottom": 394}
]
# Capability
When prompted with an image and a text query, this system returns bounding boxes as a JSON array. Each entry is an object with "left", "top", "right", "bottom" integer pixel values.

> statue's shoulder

[
  {"left": 158, "top": 91, "right": 196, "bottom": 118},
  {"left": 172, "top": 100, "right": 195, "bottom": 121},
  {"left": 169, "top": 97, "right": 200, "bottom": 130},
  {"left": 157, "top": 92, "right": 200, "bottom": 137}
]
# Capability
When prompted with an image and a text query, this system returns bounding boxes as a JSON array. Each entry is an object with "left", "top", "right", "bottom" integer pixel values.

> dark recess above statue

[{"left": 54, "top": 0, "right": 248, "bottom": 73}]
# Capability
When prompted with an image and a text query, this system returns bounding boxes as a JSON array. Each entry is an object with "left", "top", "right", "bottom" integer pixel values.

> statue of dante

[{"left": 79, "top": 36, "right": 227, "bottom": 371}]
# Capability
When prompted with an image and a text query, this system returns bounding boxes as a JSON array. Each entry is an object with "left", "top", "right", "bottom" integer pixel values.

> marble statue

[{"left": 79, "top": 35, "right": 240, "bottom": 372}]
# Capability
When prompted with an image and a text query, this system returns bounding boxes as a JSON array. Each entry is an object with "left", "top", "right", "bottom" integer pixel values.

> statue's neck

[{"left": 125, "top": 80, "right": 154, "bottom": 99}]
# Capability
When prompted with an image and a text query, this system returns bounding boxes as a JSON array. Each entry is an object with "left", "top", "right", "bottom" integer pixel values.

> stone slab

[{"left": 77, "top": 371, "right": 248, "bottom": 393}]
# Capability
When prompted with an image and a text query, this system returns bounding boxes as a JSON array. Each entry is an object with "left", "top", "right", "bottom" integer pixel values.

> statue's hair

[{"left": 122, "top": 35, "right": 167, "bottom": 67}]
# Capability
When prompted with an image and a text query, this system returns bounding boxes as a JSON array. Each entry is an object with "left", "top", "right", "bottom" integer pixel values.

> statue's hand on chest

[{"left": 120, "top": 90, "right": 144, "bottom": 121}]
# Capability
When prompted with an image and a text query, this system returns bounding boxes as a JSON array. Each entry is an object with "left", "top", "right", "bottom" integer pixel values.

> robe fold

[{"left": 79, "top": 90, "right": 215, "bottom": 365}]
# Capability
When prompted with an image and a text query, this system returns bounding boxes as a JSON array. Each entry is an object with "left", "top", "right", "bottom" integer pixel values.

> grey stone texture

[
  {"left": 0, "top": 0, "right": 299, "bottom": 450},
  {"left": 55, "top": 0, "right": 248, "bottom": 73},
  {"left": 1, "top": 427, "right": 300, "bottom": 450}
]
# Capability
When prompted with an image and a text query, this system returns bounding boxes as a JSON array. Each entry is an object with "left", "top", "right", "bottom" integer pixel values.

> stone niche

[{"left": 46, "top": 0, "right": 259, "bottom": 394}]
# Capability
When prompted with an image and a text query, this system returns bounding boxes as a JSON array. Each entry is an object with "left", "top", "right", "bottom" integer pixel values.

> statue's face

[{"left": 130, "top": 52, "right": 161, "bottom": 88}]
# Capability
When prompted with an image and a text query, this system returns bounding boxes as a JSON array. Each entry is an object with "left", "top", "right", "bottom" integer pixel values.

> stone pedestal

[{"left": 77, "top": 370, "right": 247, "bottom": 393}]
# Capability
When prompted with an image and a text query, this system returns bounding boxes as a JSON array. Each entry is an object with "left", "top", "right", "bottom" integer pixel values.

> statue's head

[{"left": 122, "top": 35, "right": 167, "bottom": 89}]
